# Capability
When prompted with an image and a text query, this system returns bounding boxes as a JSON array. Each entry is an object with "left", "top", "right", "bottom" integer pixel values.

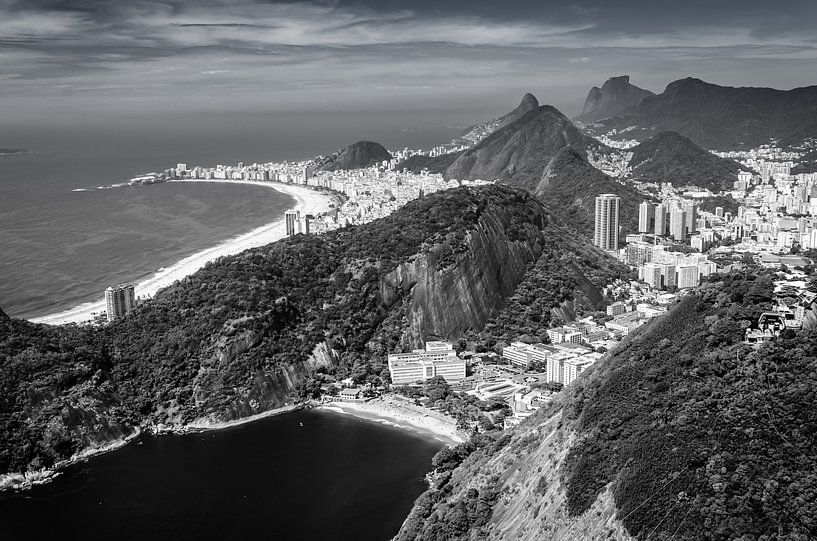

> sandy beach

[
  {"left": 29, "top": 180, "right": 332, "bottom": 325},
  {"left": 319, "top": 397, "right": 465, "bottom": 446}
]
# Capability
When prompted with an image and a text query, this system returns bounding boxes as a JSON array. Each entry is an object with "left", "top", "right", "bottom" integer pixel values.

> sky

[{"left": 1, "top": 0, "right": 817, "bottom": 125}]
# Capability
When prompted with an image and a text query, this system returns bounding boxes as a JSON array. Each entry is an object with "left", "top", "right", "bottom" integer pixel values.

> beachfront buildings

[
  {"left": 387, "top": 341, "right": 466, "bottom": 385},
  {"left": 105, "top": 284, "right": 136, "bottom": 322},
  {"left": 284, "top": 209, "right": 311, "bottom": 236},
  {"left": 594, "top": 194, "right": 621, "bottom": 251}
]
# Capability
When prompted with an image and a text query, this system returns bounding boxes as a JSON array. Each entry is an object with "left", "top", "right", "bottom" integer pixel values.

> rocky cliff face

[
  {"left": 380, "top": 206, "right": 545, "bottom": 348},
  {"left": 576, "top": 75, "right": 654, "bottom": 122}
]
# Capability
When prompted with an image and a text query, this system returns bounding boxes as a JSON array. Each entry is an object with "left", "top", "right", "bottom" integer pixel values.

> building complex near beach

[
  {"left": 104, "top": 284, "right": 135, "bottom": 322},
  {"left": 388, "top": 341, "right": 466, "bottom": 385}
]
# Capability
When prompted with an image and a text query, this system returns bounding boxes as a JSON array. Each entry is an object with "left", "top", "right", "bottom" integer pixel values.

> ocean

[
  {"left": 0, "top": 409, "right": 443, "bottom": 541},
  {"left": 0, "top": 111, "right": 463, "bottom": 318}
]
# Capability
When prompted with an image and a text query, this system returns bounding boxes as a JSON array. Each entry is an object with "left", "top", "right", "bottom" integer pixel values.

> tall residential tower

[
  {"left": 594, "top": 194, "right": 621, "bottom": 251},
  {"left": 105, "top": 284, "right": 136, "bottom": 322},
  {"left": 638, "top": 201, "right": 654, "bottom": 233}
]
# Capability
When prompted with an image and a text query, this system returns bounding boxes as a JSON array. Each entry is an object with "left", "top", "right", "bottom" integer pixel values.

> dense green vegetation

[
  {"left": 396, "top": 431, "right": 512, "bottom": 541},
  {"left": 395, "top": 376, "right": 510, "bottom": 431},
  {"left": 538, "top": 147, "right": 643, "bottom": 236},
  {"left": 398, "top": 152, "right": 463, "bottom": 175},
  {"left": 699, "top": 194, "right": 740, "bottom": 216},
  {"left": 563, "top": 271, "right": 817, "bottom": 539},
  {"left": 476, "top": 230, "right": 633, "bottom": 349},
  {"left": 629, "top": 131, "right": 744, "bottom": 191},
  {"left": 792, "top": 148, "right": 817, "bottom": 175},
  {"left": 1, "top": 185, "right": 620, "bottom": 476},
  {"left": 397, "top": 270, "right": 816, "bottom": 540}
]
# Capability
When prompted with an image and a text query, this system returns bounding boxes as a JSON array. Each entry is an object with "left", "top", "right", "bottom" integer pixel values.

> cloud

[{"left": 0, "top": 0, "right": 814, "bottom": 117}]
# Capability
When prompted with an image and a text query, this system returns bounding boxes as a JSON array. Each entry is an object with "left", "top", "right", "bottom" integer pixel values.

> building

[
  {"left": 337, "top": 387, "right": 364, "bottom": 402},
  {"left": 626, "top": 242, "right": 653, "bottom": 266},
  {"left": 607, "top": 302, "right": 627, "bottom": 316},
  {"left": 605, "top": 312, "right": 645, "bottom": 336},
  {"left": 388, "top": 341, "right": 466, "bottom": 384},
  {"left": 641, "top": 262, "right": 664, "bottom": 288},
  {"left": 638, "top": 201, "right": 654, "bottom": 233},
  {"left": 676, "top": 264, "right": 700, "bottom": 289},
  {"left": 502, "top": 342, "right": 553, "bottom": 370},
  {"left": 546, "top": 327, "right": 583, "bottom": 345},
  {"left": 654, "top": 204, "right": 668, "bottom": 236},
  {"left": 670, "top": 207, "right": 687, "bottom": 241},
  {"left": 105, "top": 284, "right": 136, "bottom": 322},
  {"left": 285, "top": 209, "right": 300, "bottom": 236},
  {"left": 594, "top": 194, "right": 621, "bottom": 251},
  {"left": 684, "top": 202, "right": 699, "bottom": 235}
]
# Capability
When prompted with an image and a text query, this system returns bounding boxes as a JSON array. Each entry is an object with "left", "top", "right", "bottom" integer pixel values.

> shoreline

[
  {"left": 0, "top": 399, "right": 461, "bottom": 492},
  {"left": 318, "top": 398, "right": 465, "bottom": 447},
  {"left": 0, "top": 403, "right": 301, "bottom": 492},
  {"left": 28, "top": 180, "right": 333, "bottom": 325},
  {"left": 0, "top": 428, "right": 142, "bottom": 492}
]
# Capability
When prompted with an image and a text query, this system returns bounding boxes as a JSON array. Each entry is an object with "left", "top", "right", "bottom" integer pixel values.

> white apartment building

[
  {"left": 105, "top": 284, "right": 136, "bottom": 322},
  {"left": 388, "top": 341, "right": 466, "bottom": 384}
]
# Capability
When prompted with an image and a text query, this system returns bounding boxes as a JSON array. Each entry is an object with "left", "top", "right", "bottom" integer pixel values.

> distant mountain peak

[
  {"left": 519, "top": 92, "right": 540, "bottom": 109},
  {"left": 458, "top": 92, "right": 540, "bottom": 145},
  {"left": 316, "top": 140, "right": 391, "bottom": 171},
  {"left": 583, "top": 76, "right": 817, "bottom": 149},
  {"left": 576, "top": 75, "right": 654, "bottom": 122}
]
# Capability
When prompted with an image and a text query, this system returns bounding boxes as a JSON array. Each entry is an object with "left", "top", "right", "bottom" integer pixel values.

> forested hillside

[
  {"left": 0, "top": 185, "right": 628, "bottom": 479},
  {"left": 397, "top": 270, "right": 817, "bottom": 540}
]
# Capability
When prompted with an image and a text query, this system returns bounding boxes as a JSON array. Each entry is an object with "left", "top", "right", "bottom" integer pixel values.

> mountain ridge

[
  {"left": 576, "top": 75, "right": 655, "bottom": 122},
  {"left": 584, "top": 77, "right": 817, "bottom": 149}
]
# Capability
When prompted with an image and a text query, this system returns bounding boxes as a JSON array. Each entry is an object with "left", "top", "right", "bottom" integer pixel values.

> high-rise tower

[
  {"left": 594, "top": 194, "right": 621, "bottom": 251},
  {"left": 638, "top": 201, "right": 654, "bottom": 233},
  {"left": 105, "top": 284, "right": 136, "bottom": 322}
]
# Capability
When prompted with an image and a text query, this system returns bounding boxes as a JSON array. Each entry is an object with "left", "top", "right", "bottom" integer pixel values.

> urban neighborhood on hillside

[{"left": 93, "top": 135, "right": 817, "bottom": 436}]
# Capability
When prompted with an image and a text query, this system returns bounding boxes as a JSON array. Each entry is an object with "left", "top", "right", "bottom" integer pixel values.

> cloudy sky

[{"left": 1, "top": 0, "right": 816, "bottom": 121}]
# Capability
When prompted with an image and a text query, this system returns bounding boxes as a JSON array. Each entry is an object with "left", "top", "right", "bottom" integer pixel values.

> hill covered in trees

[
  {"left": 315, "top": 140, "right": 392, "bottom": 171},
  {"left": 629, "top": 131, "right": 744, "bottom": 191},
  {"left": 397, "top": 270, "right": 817, "bottom": 540},
  {"left": 0, "top": 185, "right": 629, "bottom": 481}
]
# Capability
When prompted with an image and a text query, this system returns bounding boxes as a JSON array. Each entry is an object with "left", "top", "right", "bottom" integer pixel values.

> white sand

[
  {"left": 319, "top": 398, "right": 465, "bottom": 446},
  {"left": 30, "top": 180, "right": 332, "bottom": 326}
]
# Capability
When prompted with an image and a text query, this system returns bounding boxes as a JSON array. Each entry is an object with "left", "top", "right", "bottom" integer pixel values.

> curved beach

[
  {"left": 29, "top": 180, "right": 333, "bottom": 325},
  {"left": 319, "top": 398, "right": 465, "bottom": 446}
]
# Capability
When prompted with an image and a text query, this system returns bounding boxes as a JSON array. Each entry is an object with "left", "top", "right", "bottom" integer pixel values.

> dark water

[
  {"left": 0, "top": 113, "right": 462, "bottom": 319},
  {"left": 0, "top": 410, "right": 442, "bottom": 541}
]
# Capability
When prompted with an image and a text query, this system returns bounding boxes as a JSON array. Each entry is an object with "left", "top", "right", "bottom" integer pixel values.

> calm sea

[
  {"left": 0, "top": 409, "right": 443, "bottom": 541},
  {"left": 0, "top": 111, "right": 463, "bottom": 318}
]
